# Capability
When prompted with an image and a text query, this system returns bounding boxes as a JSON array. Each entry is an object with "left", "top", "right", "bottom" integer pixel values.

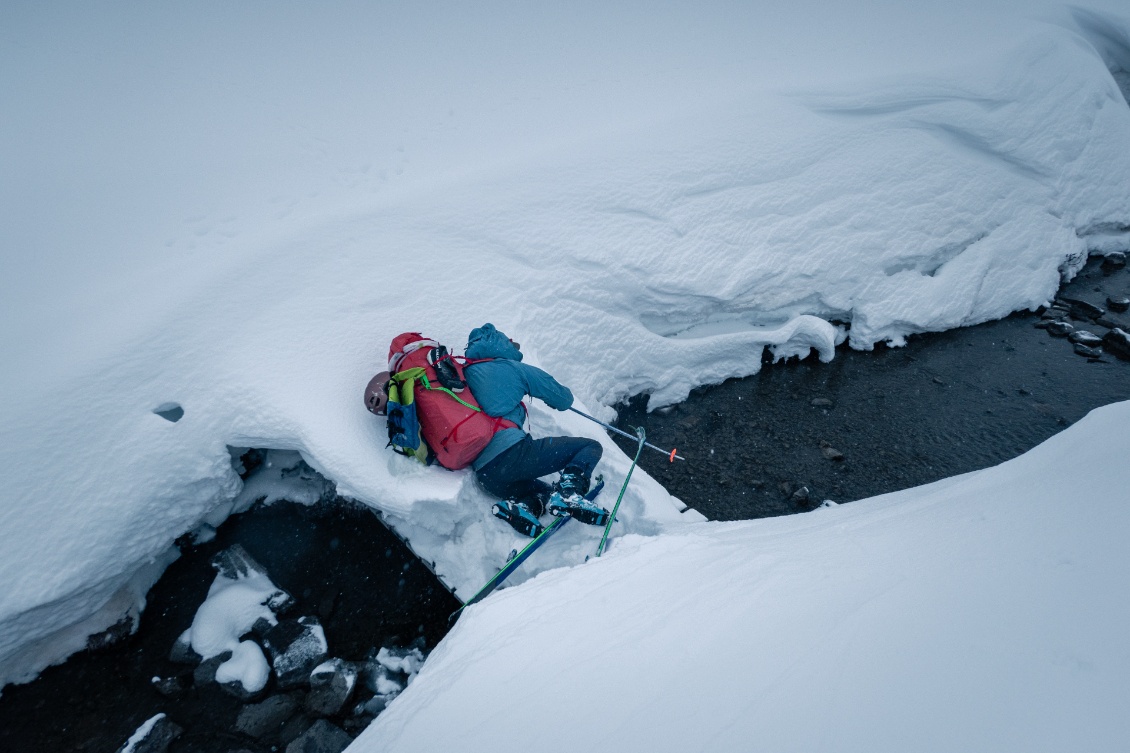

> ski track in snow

[{"left": 2, "top": 2, "right": 1130, "bottom": 690}]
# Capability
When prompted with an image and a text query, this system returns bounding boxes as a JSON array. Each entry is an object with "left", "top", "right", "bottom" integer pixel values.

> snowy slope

[
  {"left": 3, "top": 2, "right": 1130, "bottom": 688},
  {"left": 362, "top": 401, "right": 1130, "bottom": 753}
]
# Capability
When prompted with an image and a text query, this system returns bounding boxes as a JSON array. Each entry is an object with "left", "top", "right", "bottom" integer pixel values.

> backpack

[{"left": 384, "top": 332, "right": 520, "bottom": 470}]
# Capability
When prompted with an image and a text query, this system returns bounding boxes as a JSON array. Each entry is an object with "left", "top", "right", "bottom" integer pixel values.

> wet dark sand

[
  {"left": 615, "top": 257, "right": 1130, "bottom": 520},
  {"left": 0, "top": 498, "right": 458, "bottom": 753}
]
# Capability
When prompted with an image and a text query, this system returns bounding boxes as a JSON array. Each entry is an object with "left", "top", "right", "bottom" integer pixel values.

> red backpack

[{"left": 385, "top": 332, "right": 519, "bottom": 470}]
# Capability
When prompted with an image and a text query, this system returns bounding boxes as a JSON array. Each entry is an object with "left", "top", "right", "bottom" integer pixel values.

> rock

[
  {"left": 819, "top": 441, "right": 844, "bottom": 461},
  {"left": 790, "top": 486, "right": 811, "bottom": 505},
  {"left": 1045, "top": 321, "right": 1074, "bottom": 338},
  {"left": 211, "top": 545, "right": 295, "bottom": 614},
  {"left": 1108, "top": 296, "right": 1130, "bottom": 313},
  {"left": 193, "top": 650, "right": 232, "bottom": 687},
  {"left": 169, "top": 629, "right": 201, "bottom": 665},
  {"left": 355, "top": 693, "right": 396, "bottom": 716},
  {"left": 150, "top": 675, "right": 187, "bottom": 699},
  {"left": 1102, "top": 328, "right": 1130, "bottom": 360},
  {"left": 1060, "top": 297, "right": 1105, "bottom": 320},
  {"left": 1068, "top": 330, "right": 1103, "bottom": 347},
  {"left": 361, "top": 660, "right": 405, "bottom": 697},
  {"left": 115, "top": 713, "right": 182, "bottom": 753},
  {"left": 1101, "top": 252, "right": 1127, "bottom": 271},
  {"left": 236, "top": 694, "right": 301, "bottom": 739},
  {"left": 810, "top": 397, "right": 833, "bottom": 407},
  {"left": 1073, "top": 343, "right": 1103, "bottom": 359},
  {"left": 1040, "top": 308, "right": 1067, "bottom": 320},
  {"left": 931, "top": 376, "right": 945, "bottom": 385},
  {"left": 306, "top": 659, "right": 359, "bottom": 717},
  {"left": 285, "top": 719, "right": 352, "bottom": 753},
  {"left": 1033, "top": 320, "right": 1052, "bottom": 330},
  {"left": 263, "top": 617, "right": 329, "bottom": 689}
]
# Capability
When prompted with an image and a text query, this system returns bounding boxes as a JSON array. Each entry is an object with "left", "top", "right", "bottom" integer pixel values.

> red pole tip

[{"left": 669, "top": 448, "right": 677, "bottom": 463}]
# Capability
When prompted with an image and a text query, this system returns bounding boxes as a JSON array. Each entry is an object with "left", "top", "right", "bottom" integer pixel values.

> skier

[{"left": 463, "top": 323, "right": 608, "bottom": 537}]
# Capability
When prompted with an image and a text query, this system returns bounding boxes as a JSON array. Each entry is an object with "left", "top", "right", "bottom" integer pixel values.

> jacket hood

[{"left": 466, "top": 323, "right": 523, "bottom": 361}]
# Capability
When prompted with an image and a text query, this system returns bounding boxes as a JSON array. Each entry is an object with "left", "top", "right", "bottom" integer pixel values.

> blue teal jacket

[{"left": 464, "top": 323, "right": 574, "bottom": 470}]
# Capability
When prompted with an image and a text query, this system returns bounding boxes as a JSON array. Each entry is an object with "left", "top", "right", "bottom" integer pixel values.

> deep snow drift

[
  {"left": 3, "top": 2, "right": 1130, "bottom": 689},
  {"left": 364, "top": 401, "right": 1130, "bottom": 753}
]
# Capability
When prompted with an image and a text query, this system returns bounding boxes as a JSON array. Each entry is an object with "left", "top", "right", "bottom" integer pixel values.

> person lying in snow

[{"left": 463, "top": 323, "right": 608, "bottom": 538}]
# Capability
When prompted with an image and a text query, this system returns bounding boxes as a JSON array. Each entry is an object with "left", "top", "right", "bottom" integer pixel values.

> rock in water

[
  {"left": 1073, "top": 343, "right": 1103, "bottom": 359},
  {"left": 1068, "top": 330, "right": 1103, "bottom": 347},
  {"left": 168, "top": 629, "right": 201, "bottom": 665},
  {"left": 150, "top": 675, "right": 186, "bottom": 699},
  {"left": 819, "top": 440, "right": 844, "bottom": 461},
  {"left": 115, "top": 713, "right": 182, "bottom": 753},
  {"left": 263, "top": 617, "right": 329, "bottom": 689},
  {"left": 236, "top": 694, "right": 301, "bottom": 739},
  {"left": 1108, "top": 296, "right": 1130, "bottom": 313},
  {"left": 1101, "top": 251, "right": 1126, "bottom": 272},
  {"left": 1046, "top": 321, "right": 1074, "bottom": 337},
  {"left": 1102, "top": 328, "right": 1130, "bottom": 360},
  {"left": 193, "top": 650, "right": 232, "bottom": 687},
  {"left": 306, "top": 659, "right": 359, "bottom": 717},
  {"left": 211, "top": 545, "right": 295, "bottom": 614},
  {"left": 1060, "top": 297, "right": 1105, "bottom": 320},
  {"left": 285, "top": 719, "right": 352, "bottom": 753}
]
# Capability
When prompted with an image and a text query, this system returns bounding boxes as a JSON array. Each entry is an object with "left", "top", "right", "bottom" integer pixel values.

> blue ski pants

[{"left": 475, "top": 435, "right": 602, "bottom": 506}]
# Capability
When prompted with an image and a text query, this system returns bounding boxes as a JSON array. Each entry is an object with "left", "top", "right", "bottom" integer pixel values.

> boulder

[
  {"left": 150, "top": 675, "right": 187, "bottom": 699},
  {"left": 1060, "top": 297, "right": 1105, "bottom": 320},
  {"left": 1102, "top": 328, "right": 1130, "bottom": 360},
  {"left": 211, "top": 545, "right": 295, "bottom": 614},
  {"left": 306, "top": 659, "right": 360, "bottom": 717},
  {"left": 1046, "top": 321, "right": 1074, "bottom": 337},
  {"left": 1101, "top": 251, "right": 1126, "bottom": 272},
  {"left": 819, "top": 441, "right": 844, "bottom": 461},
  {"left": 115, "top": 713, "right": 182, "bottom": 753},
  {"left": 1073, "top": 343, "right": 1103, "bottom": 358},
  {"left": 236, "top": 694, "right": 301, "bottom": 739},
  {"left": 193, "top": 650, "right": 232, "bottom": 687},
  {"left": 1068, "top": 330, "right": 1103, "bottom": 347},
  {"left": 284, "top": 719, "right": 352, "bottom": 753},
  {"left": 168, "top": 629, "right": 201, "bottom": 665},
  {"left": 263, "top": 617, "right": 329, "bottom": 689},
  {"left": 1108, "top": 295, "right": 1130, "bottom": 313}
]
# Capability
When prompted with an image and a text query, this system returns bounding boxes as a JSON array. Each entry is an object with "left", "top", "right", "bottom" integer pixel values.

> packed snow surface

[
  {"left": 3, "top": 2, "right": 1130, "bottom": 687},
  {"left": 362, "top": 401, "right": 1130, "bottom": 752}
]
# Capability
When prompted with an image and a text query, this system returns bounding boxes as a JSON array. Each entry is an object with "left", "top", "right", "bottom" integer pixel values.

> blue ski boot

[
  {"left": 547, "top": 472, "right": 610, "bottom": 527},
  {"left": 492, "top": 499, "right": 545, "bottom": 538}
]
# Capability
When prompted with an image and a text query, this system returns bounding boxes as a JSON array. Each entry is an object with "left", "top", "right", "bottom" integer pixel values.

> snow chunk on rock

[
  {"left": 177, "top": 545, "right": 291, "bottom": 694},
  {"left": 115, "top": 713, "right": 182, "bottom": 753},
  {"left": 306, "top": 658, "right": 359, "bottom": 716},
  {"left": 263, "top": 616, "right": 329, "bottom": 689}
]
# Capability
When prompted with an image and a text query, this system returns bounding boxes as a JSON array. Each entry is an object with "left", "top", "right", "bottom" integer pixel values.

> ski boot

[
  {"left": 547, "top": 472, "right": 609, "bottom": 527},
  {"left": 492, "top": 499, "right": 545, "bottom": 538}
]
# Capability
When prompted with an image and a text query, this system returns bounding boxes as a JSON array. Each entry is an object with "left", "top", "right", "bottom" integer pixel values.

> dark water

[
  {"left": 616, "top": 257, "right": 1130, "bottom": 520},
  {"left": 0, "top": 498, "right": 458, "bottom": 753}
]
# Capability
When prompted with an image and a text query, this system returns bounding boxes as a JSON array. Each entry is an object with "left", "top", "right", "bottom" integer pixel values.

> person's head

[{"left": 364, "top": 371, "right": 391, "bottom": 414}]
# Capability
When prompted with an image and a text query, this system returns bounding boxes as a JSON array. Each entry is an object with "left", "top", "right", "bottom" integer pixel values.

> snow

[
  {"left": 213, "top": 641, "right": 270, "bottom": 695},
  {"left": 118, "top": 713, "right": 164, "bottom": 753},
  {"left": 359, "top": 400, "right": 1130, "bottom": 752},
  {"left": 3, "top": 0, "right": 1130, "bottom": 692}
]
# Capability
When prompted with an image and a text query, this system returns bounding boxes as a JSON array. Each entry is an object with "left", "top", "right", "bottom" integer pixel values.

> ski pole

[
  {"left": 595, "top": 426, "right": 646, "bottom": 557},
  {"left": 568, "top": 407, "right": 684, "bottom": 462}
]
